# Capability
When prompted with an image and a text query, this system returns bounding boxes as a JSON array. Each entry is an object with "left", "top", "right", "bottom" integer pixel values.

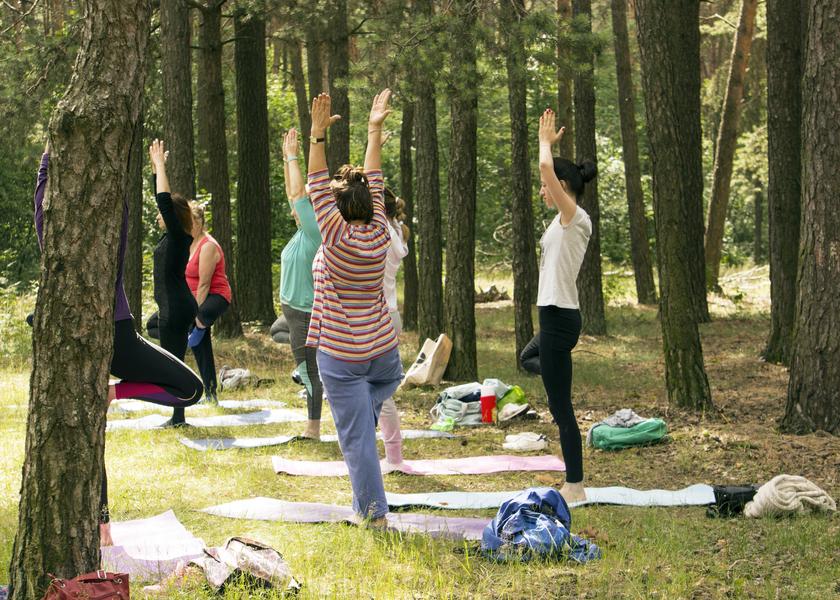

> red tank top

[{"left": 186, "top": 234, "right": 232, "bottom": 303}]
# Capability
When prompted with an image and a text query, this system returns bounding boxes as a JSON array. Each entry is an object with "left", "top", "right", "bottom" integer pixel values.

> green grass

[{"left": 0, "top": 267, "right": 838, "bottom": 599}]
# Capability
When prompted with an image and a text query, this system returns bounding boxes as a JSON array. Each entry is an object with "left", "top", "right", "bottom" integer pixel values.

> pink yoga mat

[{"left": 271, "top": 454, "right": 565, "bottom": 476}]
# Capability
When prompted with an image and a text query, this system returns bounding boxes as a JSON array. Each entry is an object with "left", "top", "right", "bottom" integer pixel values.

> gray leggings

[{"left": 281, "top": 303, "right": 323, "bottom": 420}]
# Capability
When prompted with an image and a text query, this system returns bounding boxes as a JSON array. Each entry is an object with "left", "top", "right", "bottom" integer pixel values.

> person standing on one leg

[
  {"left": 279, "top": 127, "right": 324, "bottom": 439},
  {"left": 535, "top": 109, "right": 597, "bottom": 503},
  {"left": 306, "top": 90, "right": 403, "bottom": 524},
  {"left": 185, "top": 202, "right": 231, "bottom": 404},
  {"left": 149, "top": 139, "right": 200, "bottom": 428}
]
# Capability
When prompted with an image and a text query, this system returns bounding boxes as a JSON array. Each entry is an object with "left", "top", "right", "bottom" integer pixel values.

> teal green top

[{"left": 279, "top": 196, "right": 322, "bottom": 312}]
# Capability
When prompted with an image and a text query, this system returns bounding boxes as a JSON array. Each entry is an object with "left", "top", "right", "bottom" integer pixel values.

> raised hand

[
  {"left": 538, "top": 109, "right": 565, "bottom": 146},
  {"left": 369, "top": 89, "right": 392, "bottom": 128},
  {"left": 283, "top": 127, "right": 299, "bottom": 160},
  {"left": 149, "top": 139, "right": 169, "bottom": 174},
  {"left": 310, "top": 93, "right": 341, "bottom": 137}
]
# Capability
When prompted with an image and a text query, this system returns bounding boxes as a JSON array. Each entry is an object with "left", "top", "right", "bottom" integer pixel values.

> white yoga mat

[
  {"left": 100, "top": 510, "right": 205, "bottom": 581},
  {"left": 384, "top": 484, "right": 716, "bottom": 510},
  {"left": 272, "top": 454, "right": 565, "bottom": 476},
  {"left": 107, "top": 408, "right": 307, "bottom": 431},
  {"left": 179, "top": 429, "right": 456, "bottom": 451},
  {"left": 110, "top": 399, "right": 287, "bottom": 414}
]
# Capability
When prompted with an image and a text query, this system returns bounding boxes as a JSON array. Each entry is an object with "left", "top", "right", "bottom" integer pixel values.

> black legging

[
  {"left": 519, "top": 333, "right": 541, "bottom": 375},
  {"left": 538, "top": 305, "right": 583, "bottom": 483},
  {"left": 191, "top": 294, "right": 229, "bottom": 399}
]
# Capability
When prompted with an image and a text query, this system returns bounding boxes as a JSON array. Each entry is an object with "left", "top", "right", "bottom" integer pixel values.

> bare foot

[
  {"left": 301, "top": 419, "right": 321, "bottom": 440},
  {"left": 100, "top": 522, "right": 114, "bottom": 547},
  {"left": 347, "top": 513, "right": 389, "bottom": 529},
  {"left": 559, "top": 481, "right": 587, "bottom": 504}
]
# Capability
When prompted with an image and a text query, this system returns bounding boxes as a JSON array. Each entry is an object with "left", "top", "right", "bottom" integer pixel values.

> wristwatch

[{"left": 310, "top": 136, "right": 326, "bottom": 144}]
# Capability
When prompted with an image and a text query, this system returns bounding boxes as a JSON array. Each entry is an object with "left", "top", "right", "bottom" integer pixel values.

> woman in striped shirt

[{"left": 306, "top": 90, "right": 403, "bottom": 525}]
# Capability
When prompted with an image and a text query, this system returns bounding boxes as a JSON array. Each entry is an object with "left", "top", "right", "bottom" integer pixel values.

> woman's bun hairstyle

[
  {"left": 552, "top": 157, "right": 598, "bottom": 197},
  {"left": 331, "top": 164, "right": 373, "bottom": 224}
]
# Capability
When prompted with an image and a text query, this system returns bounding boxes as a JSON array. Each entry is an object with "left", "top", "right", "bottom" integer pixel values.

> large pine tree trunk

[
  {"left": 124, "top": 108, "right": 145, "bottom": 331},
  {"left": 556, "top": 0, "right": 574, "bottom": 160},
  {"left": 610, "top": 0, "right": 656, "bottom": 305},
  {"left": 305, "top": 25, "right": 324, "bottom": 99},
  {"left": 160, "top": 0, "right": 195, "bottom": 198},
  {"left": 634, "top": 0, "right": 713, "bottom": 411},
  {"left": 9, "top": 2, "right": 150, "bottom": 597},
  {"left": 400, "top": 103, "right": 419, "bottom": 331},
  {"left": 234, "top": 13, "right": 276, "bottom": 324},
  {"left": 444, "top": 0, "right": 478, "bottom": 381},
  {"left": 572, "top": 0, "right": 606, "bottom": 335},
  {"left": 326, "top": 0, "right": 350, "bottom": 172},
  {"left": 289, "top": 40, "right": 311, "bottom": 164},
  {"left": 414, "top": 0, "right": 444, "bottom": 345},
  {"left": 704, "top": 0, "right": 759, "bottom": 290},
  {"left": 763, "top": 0, "right": 802, "bottom": 365},
  {"left": 502, "top": 0, "right": 538, "bottom": 364},
  {"left": 197, "top": 0, "right": 242, "bottom": 337},
  {"left": 782, "top": 0, "right": 840, "bottom": 435}
]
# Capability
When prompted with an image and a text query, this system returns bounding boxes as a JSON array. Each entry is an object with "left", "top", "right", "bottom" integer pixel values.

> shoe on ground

[
  {"left": 498, "top": 402, "right": 530, "bottom": 422},
  {"left": 502, "top": 432, "right": 548, "bottom": 452},
  {"left": 161, "top": 418, "right": 192, "bottom": 429}
]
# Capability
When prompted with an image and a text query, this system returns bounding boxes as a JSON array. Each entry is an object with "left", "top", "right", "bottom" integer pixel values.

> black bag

[{"left": 706, "top": 484, "right": 759, "bottom": 518}]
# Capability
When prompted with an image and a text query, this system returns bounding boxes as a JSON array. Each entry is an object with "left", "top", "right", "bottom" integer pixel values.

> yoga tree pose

[
  {"left": 149, "top": 139, "right": 204, "bottom": 427},
  {"left": 186, "top": 201, "right": 232, "bottom": 404},
  {"left": 33, "top": 142, "right": 202, "bottom": 545},
  {"left": 535, "top": 108, "right": 597, "bottom": 503},
  {"left": 306, "top": 90, "right": 403, "bottom": 524},
  {"left": 280, "top": 126, "right": 324, "bottom": 440}
]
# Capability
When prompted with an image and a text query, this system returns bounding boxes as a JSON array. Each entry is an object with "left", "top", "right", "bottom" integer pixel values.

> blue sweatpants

[{"left": 317, "top": 347, "right": 403, "bottom": 518}]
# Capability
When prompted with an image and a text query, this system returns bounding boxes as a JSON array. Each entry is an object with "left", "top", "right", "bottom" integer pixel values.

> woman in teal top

[{"left": 280, "top": 127, "right": 324, "bottom": 439}]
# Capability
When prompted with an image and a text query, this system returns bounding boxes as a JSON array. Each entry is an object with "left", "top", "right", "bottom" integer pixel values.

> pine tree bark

[
  {"left": 8, "top": 2, "right": 150, "bottom": 597},
  {"left": 305, "top": 25, "right": 324, "bottom": 99},
  {"left": 326, "top": 0, "right": 350, "bottom": 172},
  {"left": 234, "top": 12, "right": 276, "bottom": 324},
  {"left": 556, "top": 0, "right": 574, "bottom": 159},
  {"left": 502, "top": 0, "right": 538, "bottom": 363},
  {"left": 124, "top": 107, "right": 145, "bottom": 332},
  {"left": 160, "top": 0, "right": 196, "bottom": 198},
  {"left": 444, "top": 0, "right": 478, "bottom": 381},
  {"left": 197, "top": 0, "right": 242, "bottom": 337},
  {"left": 704, "top": 0, "right": 759, "bottom": 290},
  {"left": 763, "top": 0, "right": 802, "bottom": 365},
  {"left": 289, "top": 39, "right": 311, "bottom": 164},
  {"left": 572, "top": 0, "right": 606, "bottom": 335},
  {"left": 634, "top": 0, "right": 713, "bottom": 410},
  {"left": 782, "top": 0, "right": 840, "bottom": 435},
  {"left": 400, "top": 103, "right": 419, "bottom": 331},
  {"left": 610, "top": 0, "right": 656, "bottom": 305}
]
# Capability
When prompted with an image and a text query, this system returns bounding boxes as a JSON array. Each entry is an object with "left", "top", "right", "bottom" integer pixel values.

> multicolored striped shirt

[{"left": 305, "top": 169, "right": 398, "bottom": 362}]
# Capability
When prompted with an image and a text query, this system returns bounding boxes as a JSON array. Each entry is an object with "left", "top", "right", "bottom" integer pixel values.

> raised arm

[
  {"left": 308, "top": 93, "right": 340, "bottom": 176},
  {"left": 364, "top": 88, "right": 392, "bottom": 172},
  {"left": 34, "top": 141, "right": 49, "bottom": 250},
  {"left": 149, "top": 139, "right": 171, "bottom": 195},
  {"left": 283, "top": 127, "right": 306, "bottom": 202},
  {"left": 538, "top": 109, "right": 577, "bottom": 226}
]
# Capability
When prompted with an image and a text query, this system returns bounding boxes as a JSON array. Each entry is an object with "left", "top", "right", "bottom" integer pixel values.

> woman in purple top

[{"left": 33, "top": 142, "right": 202, "bottom": 545}]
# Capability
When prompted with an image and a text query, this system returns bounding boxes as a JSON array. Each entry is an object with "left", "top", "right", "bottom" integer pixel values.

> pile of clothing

[
  {"left": 706, "top": 475, "right": 836, "bottom": 519},
  {"left": 430, "top": 379, "right": 531, "bottom": 431},
  {"left": 586, "top": 408, "right": 667, "bottom": 450}
]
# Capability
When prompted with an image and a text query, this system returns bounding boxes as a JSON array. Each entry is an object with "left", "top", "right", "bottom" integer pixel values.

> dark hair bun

[{"left": 578, "top": 160, "right": 597, "bottom": 183}]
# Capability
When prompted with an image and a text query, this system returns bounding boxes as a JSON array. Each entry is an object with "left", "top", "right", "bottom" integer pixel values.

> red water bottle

[{"left": 480, "top": 385, "right": 496, "bottom": 423}]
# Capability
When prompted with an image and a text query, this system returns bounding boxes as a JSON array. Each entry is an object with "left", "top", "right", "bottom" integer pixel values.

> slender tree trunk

[
  {"left": 400, "top": 103, "right": 419, "bottom": 331},
  {"left": 289, "top": 39, "right": 311, "bottom": 164},
  {"left": 8, "top": 2, "right": 150, "bottom": 597},
  {"left": 763, "top": 0, "right": 802, "bottom": 365},
  {"left": 752, "top": 178, "right": 763, "bottom": 264},
  {"left": 234, "top": 13, "right": 275, "bottom": 324},
  {"left": 160, "top": 0, "right": 196, "bottom": 198},
  {"left": 610, "top": 0, "right": 656, "bottom": 305},
  {"left": 326, "top": 0, "right": 350, "bottom": 171},
  {"left": 305, "top": 25, "right": 324, "bottom": 99},
  {"left": 197, "top": 0, "right": 242, "bottom": 337},
  {"left": 704, "top": 0, "right": 759, "bottom": 290},
  {"left": 634, "top": 0, "right": 713, "bottom": 410},
  {"left": 572, "top": 0, "right": 606, "bottom": 335},
  {"left": 444, "top": 0, "right": 478, "bottom": 381},
  {"left": 782, "top": 0, "right": 840, "bottom": 435},
  {"left": 502, "top": 0, "right": 538, "bottom": 363},
  {"left": 556, "top": 0, "right": 574, "bottom": 159},
  {"left": 124, "top": 107, "right": 145, "bottom": 332}
]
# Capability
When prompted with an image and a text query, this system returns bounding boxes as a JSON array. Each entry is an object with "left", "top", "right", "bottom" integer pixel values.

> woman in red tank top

[{"left": 185, "top": 202, "right": 232, "bottom": 403}]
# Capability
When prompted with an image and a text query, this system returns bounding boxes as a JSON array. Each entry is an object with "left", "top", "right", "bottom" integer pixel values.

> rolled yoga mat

[
  {"left": 201, "top": 497, "right": 488, "bottom": 541},
  {"left": 100, "top": 510, "right": 205, "bottom": 581},
  {"left": 179, "top": 429, "right": 456, "bottom": 451},
  {"left": 107, "top": 408, "right": 307, "bottom": 431},
  {"left": 384, "top": 484, "right": 717, "bottom": 510},
  {"left": 271, "top": 454, "right": 566, "bottom": 476}
]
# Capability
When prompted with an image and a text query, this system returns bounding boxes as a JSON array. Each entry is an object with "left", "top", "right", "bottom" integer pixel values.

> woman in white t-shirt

[
  {"left": 536, "top": 108, "right": 597, "bottom": 503},
  {"left": 378, "top": 187, "right": 409, "bottom": 464}
]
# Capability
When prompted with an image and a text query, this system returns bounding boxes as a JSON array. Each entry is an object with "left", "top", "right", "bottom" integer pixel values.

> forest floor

[{"left": 0, "top": 265, "right": 838, "bottom": 599}]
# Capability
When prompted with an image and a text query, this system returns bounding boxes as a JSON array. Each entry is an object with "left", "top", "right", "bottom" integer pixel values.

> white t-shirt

[
  {"left": 384, "top": 219, "right": 408, "bottom": 311},
  {"left": 536, "top": 207, "right": 592, "bottom": 309}
]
